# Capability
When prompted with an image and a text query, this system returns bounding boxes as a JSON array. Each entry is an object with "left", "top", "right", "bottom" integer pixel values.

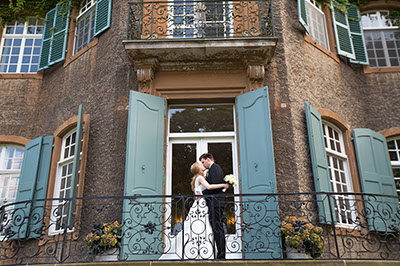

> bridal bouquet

[{"left": 222, "top": 174, "right": 237, "bottom": 192}]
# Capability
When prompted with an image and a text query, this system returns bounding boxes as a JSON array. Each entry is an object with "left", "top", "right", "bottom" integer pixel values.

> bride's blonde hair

[{"left": 190, "top": 162, "right": 205, "bottom": 191}]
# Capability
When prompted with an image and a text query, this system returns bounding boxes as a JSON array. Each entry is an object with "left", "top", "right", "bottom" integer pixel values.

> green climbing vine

[
  {"left": 0, "top": 0, "right": 80, "bottom": 26},
  {"left": 0, "top": 0, "right": 398, "bottom": 27},
  {"left": 314, "top": 0, "right": 400, "bottom": 25}
]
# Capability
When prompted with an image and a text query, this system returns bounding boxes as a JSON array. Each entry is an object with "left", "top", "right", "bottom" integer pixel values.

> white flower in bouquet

[{"left": 222, "top": 174, "right": 237, "bottom": 192}]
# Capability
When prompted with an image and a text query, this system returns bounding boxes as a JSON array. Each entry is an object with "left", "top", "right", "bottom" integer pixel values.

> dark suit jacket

[{"left": 203, "top": 163, "right": 224, "bottom": 195}]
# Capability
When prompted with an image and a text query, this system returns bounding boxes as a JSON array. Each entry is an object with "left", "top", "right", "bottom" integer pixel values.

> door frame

[{"left": 164, "top": 103, "right": 242, "bottom": 258}]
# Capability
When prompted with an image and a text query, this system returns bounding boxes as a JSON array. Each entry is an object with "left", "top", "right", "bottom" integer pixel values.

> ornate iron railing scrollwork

[
  {"left": 0, "top": 192, "right": 400, "bottom": 264},
  {"left": 126, "top": 0, "right": 275, "bottom": 40}
]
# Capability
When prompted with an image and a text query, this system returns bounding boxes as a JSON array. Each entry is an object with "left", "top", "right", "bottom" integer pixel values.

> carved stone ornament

[
  {"left": 247, "top": 65, "right": 265, "bottom": 91},
  {"left": 137, "top": 68, "right": 155, "bottom": 94}
]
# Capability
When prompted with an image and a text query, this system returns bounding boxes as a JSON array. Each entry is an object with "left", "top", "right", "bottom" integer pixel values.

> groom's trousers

[{"left": 206, "top": 195, "right": 226, "bottom": 259}]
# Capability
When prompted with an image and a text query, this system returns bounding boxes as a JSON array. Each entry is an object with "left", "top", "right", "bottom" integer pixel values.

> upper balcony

[{"left": 124, "top": 0, "right": 277, "bottom": 71}]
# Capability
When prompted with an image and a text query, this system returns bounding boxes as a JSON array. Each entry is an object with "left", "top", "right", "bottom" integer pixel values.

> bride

[{"left": 160, "top": 162, "right": 229, "bottom": 260}]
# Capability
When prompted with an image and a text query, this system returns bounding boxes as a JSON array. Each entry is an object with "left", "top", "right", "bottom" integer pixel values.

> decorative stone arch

[
  {"left": 39, "top": 113, "right": 90, "bottom": 244},
  {"left": 0, "top": 136, "right": 30, "bottom": 146},
  {"left": 380, "top": 127, "right": 400, "bottom": 138}
]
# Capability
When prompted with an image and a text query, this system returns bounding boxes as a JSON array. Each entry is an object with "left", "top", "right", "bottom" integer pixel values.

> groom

[{"left": 199, "top": 153, "right": 226, "bottom": 259}]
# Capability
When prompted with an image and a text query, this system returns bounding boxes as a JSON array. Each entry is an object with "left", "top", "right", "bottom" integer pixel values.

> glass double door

[{"left": 166, "top": 136, "right": 242, "bottom": 258}]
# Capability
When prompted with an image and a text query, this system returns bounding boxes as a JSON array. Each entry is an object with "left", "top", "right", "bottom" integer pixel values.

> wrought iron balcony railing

[
  {"left": 1, "top": 192, "right": 400, "bottom": 265},
  {"left": 126, "top": 0, "right": 275, "bottom": 40}
]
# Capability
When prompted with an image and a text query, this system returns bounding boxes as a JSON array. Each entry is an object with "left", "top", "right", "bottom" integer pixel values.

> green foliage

[
  {"left": 314, "top": 0, "right": 400, "bottom": 23},
  {"left": 281, "top": 216, "right": 324, "bottom": 258},
  {"left": 389, "top": 9, "right": 400, "bottom": 26},
  {"left": 0, "top": 0, "right": 80, "bottom": 26}
]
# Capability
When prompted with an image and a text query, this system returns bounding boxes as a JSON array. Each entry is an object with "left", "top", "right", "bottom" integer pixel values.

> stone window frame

[
  {"left": 41, "top": 114, "right": 90, "bottom": 241},
  {"left": 48, "top": 128, "right": 80, "bottom": 235},
  {"left": 0, "top": 19, "right": 44, "bottom": 79},
  {"left": 0, "top": 18, "right": 44, "bottom": 74},
  {"left": 73, "top": 0, "right": 97, "bottom": 55},
  {"left": 380, "top": 127, "right": 400, "bottom": 200},
  {"left": 305, "top": 0, "right": 330, "bottom": 50},
  {"left": 303, "top": 4, "right": 341, "bottom": 63},
  {"left": 63, "top": 2, "right": 99, "bottom": 68},
  {"left": 322, "top": 120, "right": 356, "bottom": 227},
  {"left": 361, "top": 10, "right": 400, "bottom": 68},
  {"left": 0, "top": 136, "right": 30, "bottom": 239},
  {"left": 0, "top": 136, "right": 29, "bottom": 204},
  {"left": 360, "top": 0, "right": 400, "bottom": 74},
  {"left": 317, "top": 109, "right": 363, "bottom": 228}
]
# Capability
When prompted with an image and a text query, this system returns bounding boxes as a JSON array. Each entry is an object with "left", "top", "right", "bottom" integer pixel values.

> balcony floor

[{"left": 42, "top": 260, "right": 400, "bottom": 266}]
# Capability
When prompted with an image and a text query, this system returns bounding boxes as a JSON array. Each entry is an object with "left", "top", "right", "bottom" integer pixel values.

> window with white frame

[
  {"left": 170, "top": 0, "right": 232, "bottom": 38},
  {"left": 0, "top": 18, "right": 44, "bottom": 73},
  {"left": 50, "top": 129, "right": 80, "bottom": 234},
  {"left": 0, "top": 145, "right": 24, "bottom": 205},
  {"left": 74, "top": 0, "right": 96, "bottom": 54},
  {"left": 322, "top": 122, "right": 355, "bottom": 225},
  {"left": 305, "top": 0, "right": 330, "bottom": 50},
  {"left": 387, "top": 137, "right": 400, "bottom": 200},
  {"left": 361, "top": 10, "right": 400, "bottom": 67}
]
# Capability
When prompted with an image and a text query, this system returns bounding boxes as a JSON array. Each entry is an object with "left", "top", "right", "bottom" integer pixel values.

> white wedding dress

[{"left": 159, "top": 176, "right": 215, "bottom": 260}]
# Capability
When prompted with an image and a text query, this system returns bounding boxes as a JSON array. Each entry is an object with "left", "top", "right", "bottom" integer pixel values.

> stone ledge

[
  {"left": 41, "top": 260, "right": 400, "bottom": 266},
  {"left": 124, "top": 38, "right": 277, "bottom": 71}
]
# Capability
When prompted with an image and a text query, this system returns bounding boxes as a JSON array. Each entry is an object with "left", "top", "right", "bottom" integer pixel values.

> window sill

[
  {"left": 363, "top": 66, "right": 400, "bottom": 74},
  {"left": 0, "top": 72, "right": 43, "bottom": 80},
  {"left": 327, "top": 224, "right": 363, "bottom": 238},
  {"left": 63, "top": 37, "right": 98, "bottom": 68},
  {"left": 304, "top": 35, "right": 340, "bottom": 64}
]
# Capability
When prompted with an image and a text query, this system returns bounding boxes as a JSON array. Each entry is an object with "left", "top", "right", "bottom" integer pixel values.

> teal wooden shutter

[
  {"left": 121, "top": 91, "right": 165, "bottom": 261},
  {"left": 236, "top": 87, "right": 282, "bottom": 259},
  {"left": 28, "top": 136, "right": 53, "bottom": 239},
  {"left": 10, "top": 136, "right": 53, "bottom": 239},
  {"left": 347, "top": 5, "right": 369, "bottom": 65},
  {"left": 66, "top": 105, "right": 83, "bottom": 229},
  {"left": 38, "top": 2, "right": 70, "bottom": 70},
  {"left": 298, "top": 0, "right": 310, "bottom": 33},
  {"left": 304, "top": 102, "right": 335, "bottom": 224},
  {"left": 38, "top": 7, "right": 56, "bottom": 70},
  {"left": 94, "top": 0, "right": 112, "bottom": 36},
  {"left": 353, "top": 129, "right": 399, "bottom": 231},
  {"left": 331, "top": 2, "right": 356, "bottom": 59},
  {"left": 49, "top": 2, "right": 70, "bottom": 65}
]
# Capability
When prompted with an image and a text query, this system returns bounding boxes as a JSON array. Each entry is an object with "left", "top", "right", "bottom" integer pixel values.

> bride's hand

[{"left": 223, "top": 184, "right": 229, "bottom": 189}]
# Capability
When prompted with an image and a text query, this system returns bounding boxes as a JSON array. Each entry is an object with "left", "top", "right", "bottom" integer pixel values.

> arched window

[
  {"left": 387, "top": 136, "right": 400, "bottom": 198},
  {"left": 0, "top": 145, "right": 24, "bottom": 204},
  {"left": 321, "top": 121, "right": 355, "bottom": 226}
]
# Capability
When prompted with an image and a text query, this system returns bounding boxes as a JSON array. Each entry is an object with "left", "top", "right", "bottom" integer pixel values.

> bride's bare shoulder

[{"left": 196, "top": 175, "right": 205, "bottom": 181}]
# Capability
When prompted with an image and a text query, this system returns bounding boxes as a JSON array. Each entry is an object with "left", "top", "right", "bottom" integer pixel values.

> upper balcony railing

[
  {"left": 1, "top": 192, "right": 400, "bottom": 265},
  {"left": 126, "top": 0, "right": 275, "bottom": 40}
]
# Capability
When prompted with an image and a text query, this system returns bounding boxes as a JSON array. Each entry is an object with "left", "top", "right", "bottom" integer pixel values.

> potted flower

[
  {"left": 84, "top": 221, "right": 122, "bottom": 261},
  {"left": 281, "top": 216, "right": 324, "bottom": 259}
]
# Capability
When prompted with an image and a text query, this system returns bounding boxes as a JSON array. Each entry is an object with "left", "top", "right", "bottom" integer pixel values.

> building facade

[{"left": 0, "top": 0, "right": 400, "bottom": 263}]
